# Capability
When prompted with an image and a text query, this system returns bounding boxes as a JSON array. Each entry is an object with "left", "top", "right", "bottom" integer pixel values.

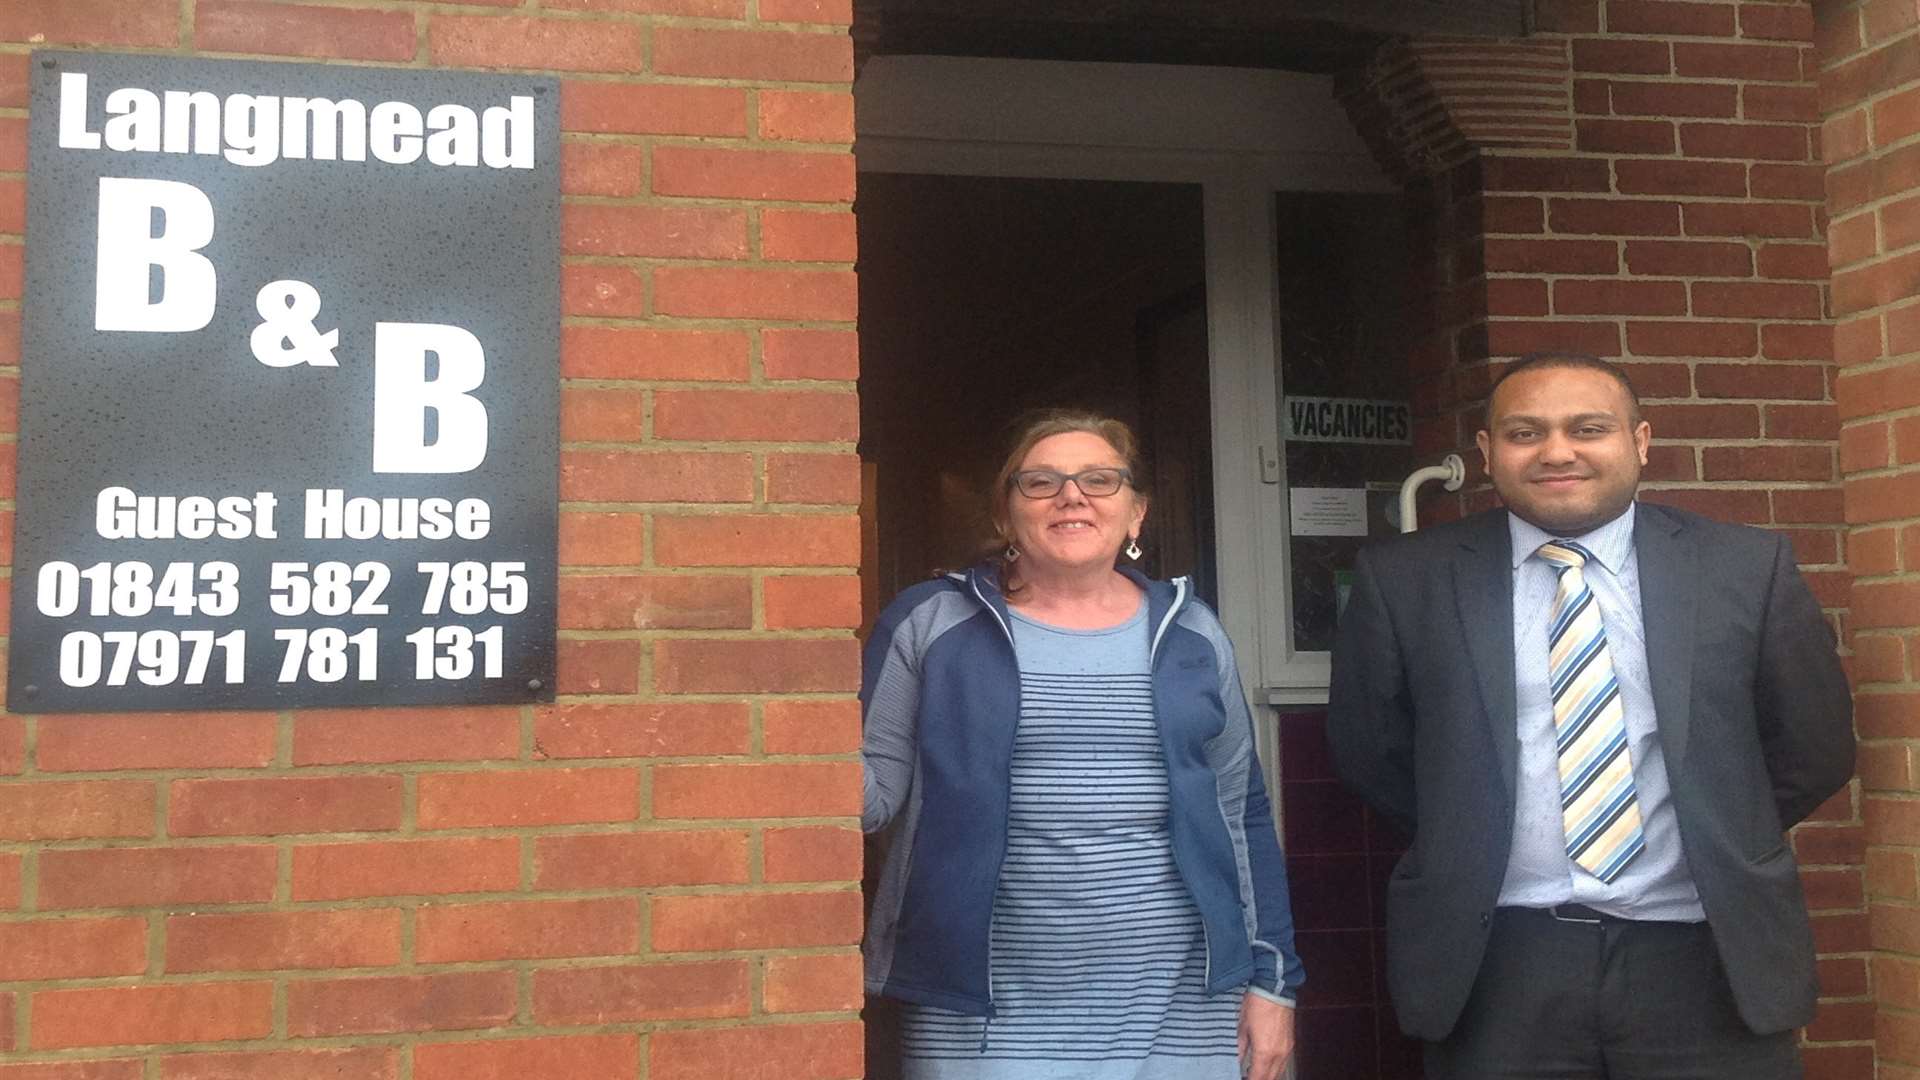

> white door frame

[{"left": 854, "top": 56, "right": 1397, "bottom": 724}]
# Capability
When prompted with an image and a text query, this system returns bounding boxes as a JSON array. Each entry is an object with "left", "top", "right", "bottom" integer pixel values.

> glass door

[{"left": 1269, "top": 192, "right": 1415, "bottom": 667}]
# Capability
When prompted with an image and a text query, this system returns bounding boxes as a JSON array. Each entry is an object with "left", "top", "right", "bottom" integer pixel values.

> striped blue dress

[{"left": 897, "top": 604, "right": 1243, "bottom": 1079}]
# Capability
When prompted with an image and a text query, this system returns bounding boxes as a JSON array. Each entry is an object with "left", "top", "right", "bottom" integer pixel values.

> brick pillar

[
  {"left": 1816, "top": 0, "right": 1920, "bottom": 1075},
  {"left": 0, "top": 2, "right": 863, "bottom": 1077},
  {"left": 1344, "top": 3, "right": 1869, "bottom": 1074}
]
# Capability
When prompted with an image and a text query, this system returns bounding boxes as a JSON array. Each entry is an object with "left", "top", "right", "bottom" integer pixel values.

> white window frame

[{"left": 855, "top": 56, "right": 1396, "bottom": 714}]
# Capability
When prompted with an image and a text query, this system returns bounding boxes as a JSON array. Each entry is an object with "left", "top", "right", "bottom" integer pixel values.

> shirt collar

[{"left": 1507, "top": 502, "right": 1636, "bottom": 573}]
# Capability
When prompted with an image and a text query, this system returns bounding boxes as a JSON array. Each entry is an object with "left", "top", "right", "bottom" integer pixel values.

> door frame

[{"left": 854, "top": 56, "right": 1397, "bottom": 718}]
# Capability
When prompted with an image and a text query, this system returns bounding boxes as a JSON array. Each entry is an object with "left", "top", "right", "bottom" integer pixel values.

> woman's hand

[{"left": 1238, "top": 991, "right": 1296, "bottom": 1080}]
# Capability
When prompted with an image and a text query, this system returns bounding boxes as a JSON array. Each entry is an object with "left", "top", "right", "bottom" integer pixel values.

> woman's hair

[{"left": 986, "top": 410, "right": 1148, "bottom": 591}]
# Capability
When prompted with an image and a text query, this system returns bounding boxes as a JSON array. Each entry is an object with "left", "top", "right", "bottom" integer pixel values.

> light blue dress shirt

[{"left": 1495, "top": 503, "right": 1707, "bottom": 921}]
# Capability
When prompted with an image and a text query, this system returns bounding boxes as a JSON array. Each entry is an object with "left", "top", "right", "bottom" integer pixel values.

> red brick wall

[
  {"left": 1349, "top": 2, "right": 1869, "bottom": 1074},
  {"left": 0, "top": 2, "right": 863, "bottom": 1077},
  {"left": 1816, "top": 0, "right": 1920, "bottom": 1075}
]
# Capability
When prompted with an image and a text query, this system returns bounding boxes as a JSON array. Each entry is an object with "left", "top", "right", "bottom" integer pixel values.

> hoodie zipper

[
  {"left": 1150, "top": 578, "right": 1213, "bottom": 984},
  {"left": 968, "top": 571, "right": 1018, "bottom": 1035}
]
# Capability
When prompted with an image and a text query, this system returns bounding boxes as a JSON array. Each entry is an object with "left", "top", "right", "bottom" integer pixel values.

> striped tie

[{"left": 1538, "top": 540, "right": 1644, "bottom": 885}]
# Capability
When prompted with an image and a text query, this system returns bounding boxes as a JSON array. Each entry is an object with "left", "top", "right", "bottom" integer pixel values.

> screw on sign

[{"left": 10, "top": 52, "right": 561, "bottom": 712}]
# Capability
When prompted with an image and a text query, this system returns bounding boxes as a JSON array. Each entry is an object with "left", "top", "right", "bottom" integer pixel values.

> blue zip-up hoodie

[{"left": 860, "top": 564, "right": 1305, "bottom": 1016}]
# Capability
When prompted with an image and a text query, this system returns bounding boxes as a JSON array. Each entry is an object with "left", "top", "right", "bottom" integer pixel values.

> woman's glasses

[{"left": 1010, "top": 467, "right": 1133, "bottom": 499}]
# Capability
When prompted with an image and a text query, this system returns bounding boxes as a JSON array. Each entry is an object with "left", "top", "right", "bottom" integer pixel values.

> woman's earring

[
  {"left": 1125, "top": 537, "right": 1143, "bottom": 561},
  {"left": 1004, "top": 545, "right": 1020, "bottom": 561}
]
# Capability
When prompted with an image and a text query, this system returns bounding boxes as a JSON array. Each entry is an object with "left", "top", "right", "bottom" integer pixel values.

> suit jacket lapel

[
  {"left": 1453, "top": 512, "right": 1519, "bottom": 793},
  {"left": 1634, "top": 503, "right": 1698, "bottom": 776}
]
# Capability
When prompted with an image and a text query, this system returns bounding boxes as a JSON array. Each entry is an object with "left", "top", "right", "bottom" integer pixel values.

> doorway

[{"left": 853, "top": 55, "right": 1420, "bottom": 1079}]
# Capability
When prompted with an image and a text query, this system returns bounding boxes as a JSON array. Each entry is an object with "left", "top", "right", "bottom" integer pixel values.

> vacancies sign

[
  {"left": 9, "top": 53, "right": 560, "bottom": 712},
  {"left": 1283, "top": 396, "right": 1413, "bottom": 445}
]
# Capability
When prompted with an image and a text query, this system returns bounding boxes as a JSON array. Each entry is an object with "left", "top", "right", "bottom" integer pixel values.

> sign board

[
  {"left": 1288, "top": 487, "right": 1369, "bottom": 537},
  {"left": 1283, "top": 396, "right": 1412, "bottom": 445},
  {"left": 9, "top": 52, "right": 561, "bottom": 712}
]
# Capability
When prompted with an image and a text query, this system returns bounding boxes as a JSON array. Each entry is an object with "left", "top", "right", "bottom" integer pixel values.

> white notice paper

[{"left": 1290, "top": 488, "right": 1369, "bottom": 537}]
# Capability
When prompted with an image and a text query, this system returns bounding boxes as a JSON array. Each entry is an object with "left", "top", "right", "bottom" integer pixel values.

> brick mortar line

[
  {"left": 557, "top": 318, "right": 861, "bottom": 331},
  {"left": 556, "top": 580, "right": 856, "bottom": 588},
  {"left": 561, "top": 379, "right": 859, "bottom": 393},
  {"left": 1486, "top": 273, "right": 1831, "bottom": 283},
  {"left": 177, "top": 0, "right": 196, "bottom": 55},
  {"left": 1492, "top": 236, "right": 1829, "bottom": 246},
  {"left": 565, "top": 204, "right": 854, "bottom": 219},
  {"left": 1641, "top": 435, "right": 1844, "bottom": 446},
  {"left": 1819, "top": 36, "right": 1920, "bottom": 78},
  {"left": 1837, "top": 783, "right": 1907, "bottom": 798},
  {"left": 1582, "top": 114, "right": 1823, "bottom": 130},
  {"left": 408, "top": 3, "right": 429, "bottom": 74},
  {"left": 556, "top": 559, "right": 858, "bottom": 572},
  {"left": 537, "top": 312, "right": 860, "bottom": 328},
  {"left": 0, "top": 755, "right": 857, "bottom": 782},
  {"left": 580, "top": 127, "right": 853, "bottom": 146},
  {"left": 3, "top": 896, "right": 861, "bottom": 929},
  {"left": 1507, "top": 224, "right": 1827, "bottom": 238},
  {"left": 1837, "top": 462, "right": 1920, "bottom": 484},
  {"left": 561, "top": 439, "right": 858, "bottom": 451},
  {"left": 151, "top": 769, "right": 169, "bottom": 839},
  {"left": 1857, "top": 690, "right": 1920, "bottom": 704},
  {"left": 1832, "top": 249, "right": 1920, "bottom": 276},
  {"left": 1829, "top": 138, "right": 1920, "bottom": 175},
  {"left": 566, "top": 140, "right": 856, "bottom": 157},
  {"left": 1827, "top": 239, "right": 1920, "bottom": 272},
  {"left": 569, "top": 148, "right": 853, "bottom": 166},
  {"left": 451, "top": 63, "right": 854, "bottom": 89},
  {"left": 1579, "top": 74, "right": 1819, "bottom": 89},
  {"left": 420, "top": 6, "right": 848, "bottom": 32},
  {"left": 0, "top": 59, "right": 857, "bottom": 96},
  {"left": 1825, "top": 126, "right": 1920, "bottom": 169},
  {"left": 1827, "top": 451, "right": 1920, "bottom": 472},
  {"left": 1828, "top": 192, "right": 1920, "bottom": 227},
  {"left": 1640, "top": 477, "right": 1839, "bottom": 488},
  {"left": 10, "top": 906, "right": 847, "bottom": 937},
  {"left": 0, "top": 1016, "right": 851, "bottom": 1063},
  {"left": 1850, "top": 568, "right": 1920, "bottom": 584},
  {"left": 553, "top": 498, "right": 829, "bottom": 510},
  {"left": 1526, "top": 215, "right": 1836, "bottom": 229},
  {"left": 628, "top": 256, "right": 863, "bottom": 272},
  {"left": 1836, "top": 353, "right": 1920, "bottom": 377},
  {"left": 555, "top": 563, "right": 857, "bottom": 574},
  {"left": 1474, "top": 198, "right": 1820, "bottom": 211},
  {"left": 150, "top": 0, "right": 852, "bottom": 34},
  {"left": 70, "top": 824, "right": 866, "bottom": 845},
  {"left": 555, "top": 248, "right": 858, "bottom": 262},
  {"left": 1476, "top": 149, "right": 1817, "bottom": 164},
  {"left": 556, "top": 627, "right": 854, "bottom": 637},
  {"left": 528, "top": 688, "right": 855, "bottom": 700},
  {"left": 563, "top": 72, "right": 855, "bottom": 90},
  {"left": 2, "top": 822, "right": 853, "bottom": 852}
]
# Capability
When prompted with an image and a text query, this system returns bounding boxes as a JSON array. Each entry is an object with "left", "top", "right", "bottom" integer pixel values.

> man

[{"left": 1328, "top": 353, "right": 1854, "bottom": 1078}]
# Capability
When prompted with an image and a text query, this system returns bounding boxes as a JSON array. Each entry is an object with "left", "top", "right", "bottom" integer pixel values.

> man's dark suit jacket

[{"left": 1328, "top": 501, "right": 1854, "bottom": 1041}]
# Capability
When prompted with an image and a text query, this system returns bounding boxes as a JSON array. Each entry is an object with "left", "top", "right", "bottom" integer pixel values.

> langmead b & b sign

[{"left": 10, "top": 52, "right": 560, "bottom": 712}]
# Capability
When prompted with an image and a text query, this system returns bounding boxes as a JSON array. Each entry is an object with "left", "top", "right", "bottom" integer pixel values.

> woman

[{"left": 861, "top": 411, "right": 1303, "bottom": 1080}]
